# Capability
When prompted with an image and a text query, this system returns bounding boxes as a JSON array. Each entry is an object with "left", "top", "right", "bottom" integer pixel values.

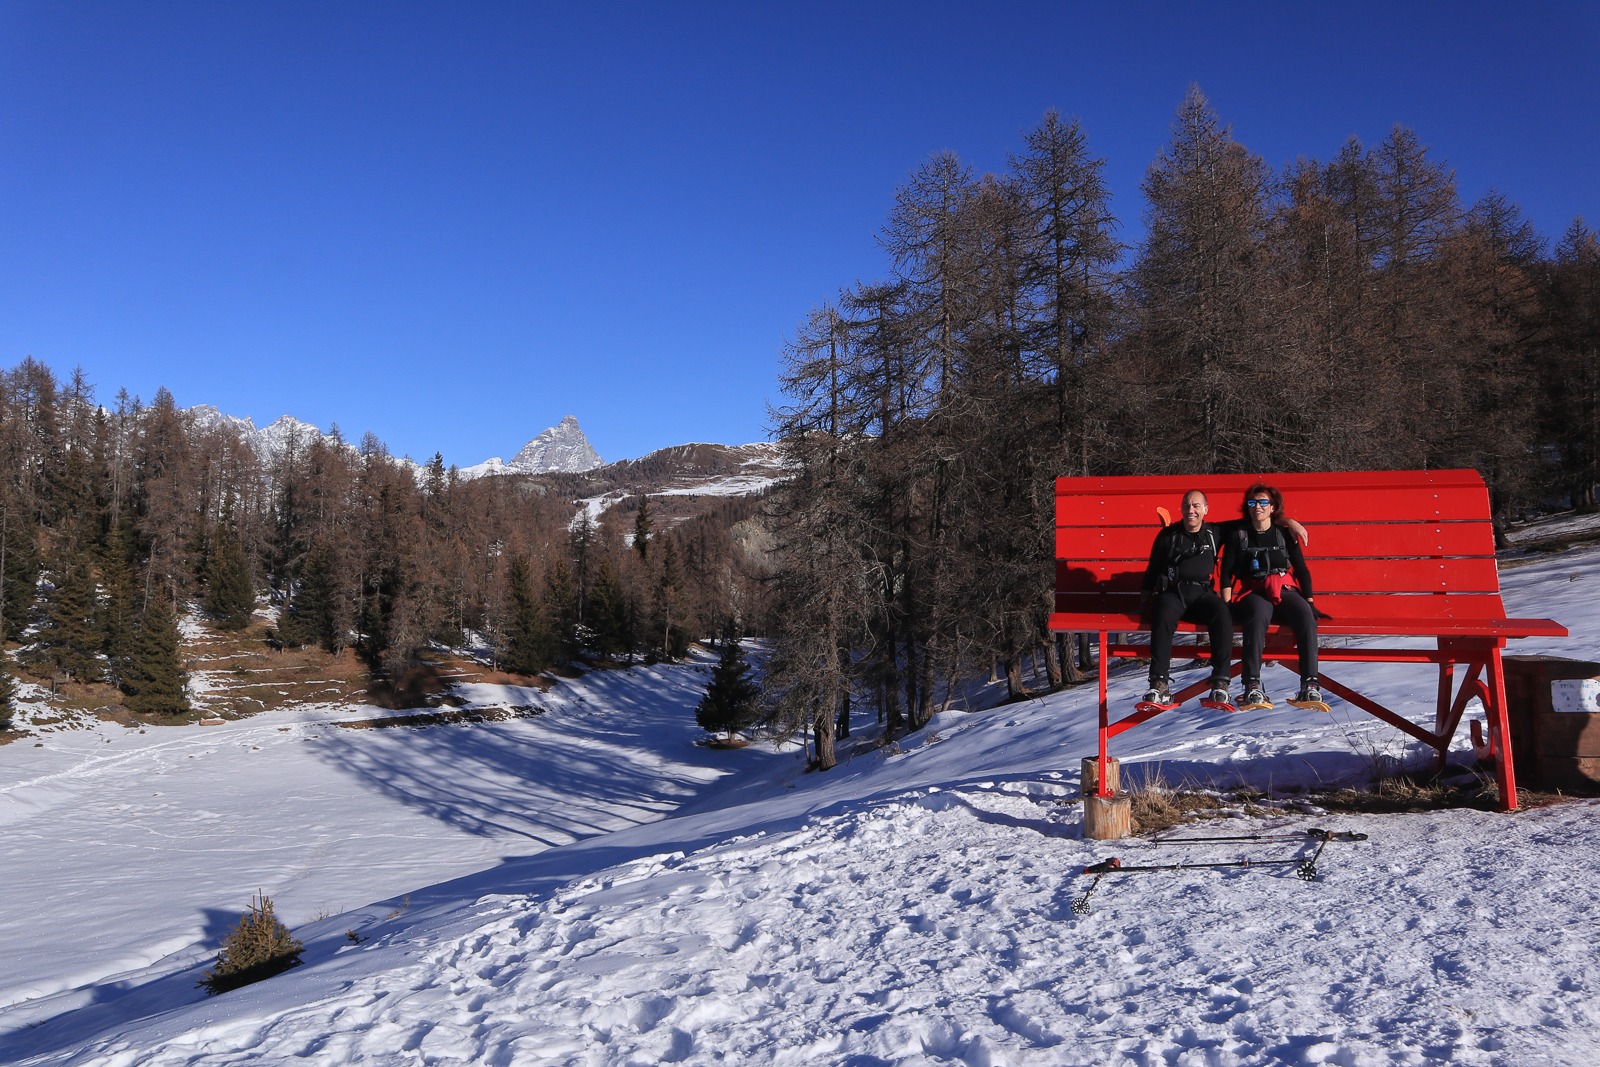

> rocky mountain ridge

[
  {"left": 459, "top": 415, "right": 603, "bottom": 478},
  {"left": 183, "top": 406, "right": 608, "bottom": 476},
  {"left": 180, "top": 405, "right": 784, "bottom": 504}
]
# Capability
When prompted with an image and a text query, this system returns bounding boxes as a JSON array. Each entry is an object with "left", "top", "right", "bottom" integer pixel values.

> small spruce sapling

[
  {"left": 695, "top": 622, "right": 759, "bottom": 742},
  {"left": 0, "top": 654, "right": 16, "bottom": 728},
  {"left": 200, "top": 892, "right": 304, "bottom": 995}
]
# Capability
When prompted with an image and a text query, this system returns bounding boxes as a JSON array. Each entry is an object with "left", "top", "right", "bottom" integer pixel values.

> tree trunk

[
  {"left": 1004, "top": 656, "right": 1029, "bottom": 700},
  {"left": 813, "top": 700, "right": 837, "bottom": 770},
  {"left": 1036, "top": 639, "right": 1062, "bottom": 687}
]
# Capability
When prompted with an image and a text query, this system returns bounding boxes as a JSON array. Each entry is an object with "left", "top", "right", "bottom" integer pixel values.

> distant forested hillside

[{"left": 0, "top": 362, "right": 772, "bottom": 719}]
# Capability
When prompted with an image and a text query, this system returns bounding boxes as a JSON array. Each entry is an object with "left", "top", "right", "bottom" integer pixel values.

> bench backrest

[{"left": 1053, "top": 469, "right": 1512, "bottom": 633}]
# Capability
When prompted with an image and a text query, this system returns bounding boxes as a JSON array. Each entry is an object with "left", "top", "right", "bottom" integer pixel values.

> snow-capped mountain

[
  {"left": 459, "top": 415, "right": 603, "bottom": 478},
  {"left": 183, "top": 405, "right": 606, "bottom": 478},
  {"left": 182, "top": 405, "right": 329, "bottom": 463}
]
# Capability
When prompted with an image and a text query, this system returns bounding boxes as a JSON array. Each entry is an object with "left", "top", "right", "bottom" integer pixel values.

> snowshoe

[
  {"left": 1287, "top": 683, "right": 1330, "bottom": 713},
  {"left": 1200, "top": 681, "right": 1236, "bottom": 713},
  {"left": 1135, "top": 681, "right": 1177, "bottom": 714},
  {"left": 1237, "top": 686, "right": 1273, "bottom": 711}
]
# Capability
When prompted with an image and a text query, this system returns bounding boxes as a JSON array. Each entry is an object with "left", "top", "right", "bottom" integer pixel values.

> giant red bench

[{"left": 1049, "top": 469, "right": 1568, "bottom": 811}]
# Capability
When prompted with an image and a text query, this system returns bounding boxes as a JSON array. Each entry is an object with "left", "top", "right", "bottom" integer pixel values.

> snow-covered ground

[{"left": 2, "top": 542, "right": 1598, "bottom": 1066}]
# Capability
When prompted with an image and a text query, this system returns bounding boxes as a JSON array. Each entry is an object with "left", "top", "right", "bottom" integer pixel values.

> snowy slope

[{"left": 2, "top": 544, "right": 1599, "bottom": 1066}]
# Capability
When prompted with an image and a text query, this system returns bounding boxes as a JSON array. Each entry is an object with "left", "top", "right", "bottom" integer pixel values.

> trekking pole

[
  {"left": 1072, "top": 830, "right": 1367, "bottom": 914},
  {"left": 1151, "top": 828, "right": 1368, "bottom": 847},
  {"left": 1294, "top": 829, "right": 1342, "bottom": 882},
  {"left": 1072, "top": 854, "right": 1286, "bottom": 916},
  {"left": 1092, "top": 856, "right": 1288, "bottom": 874},
  {"left": 1072, "top": 857, "right": 1121, "bottom": 916},
  {"left": 1073, "top": 855, "right": 1281, "bottom": 916}
]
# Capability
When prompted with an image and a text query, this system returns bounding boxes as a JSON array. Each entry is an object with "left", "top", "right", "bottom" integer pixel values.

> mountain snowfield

[{"left": 3, "top": 539, "right": 1600, "bottom": 1065}]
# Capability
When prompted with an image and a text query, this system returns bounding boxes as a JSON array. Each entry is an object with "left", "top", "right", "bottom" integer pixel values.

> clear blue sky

[{"left": 3, "top": 2, "right": 1595, "bottom": 467}]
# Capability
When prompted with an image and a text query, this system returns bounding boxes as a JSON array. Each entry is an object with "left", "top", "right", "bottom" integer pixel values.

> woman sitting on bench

[{"left": 1221, "top": 484, "right": 1327, "bottom": 711}]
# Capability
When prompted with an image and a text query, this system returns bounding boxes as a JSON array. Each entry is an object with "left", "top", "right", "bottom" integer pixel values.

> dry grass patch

[
  {"left": 1308, "top": 771, "right": 1577, "bottom": 813},
  {"left": 1129, "top": 787, "right": 1226, "bottom": 835},
  {"left": 472, "top": 668, "right": 554, "bottom": 689},
  {"left": 13, "top": 613, "right": 564, "bottom": 734},
  {"left": 1119, "top": 763, "right": 1579, "bottom": 834},
  {"left": 1122, "top": 768, "right": 1302, "bottom": 835},
  {"left": 186, "top": 620, "right": 369, "bottom": 718},
  {"left": 546, "top": 662, "right": 586, "bottom": 679}
]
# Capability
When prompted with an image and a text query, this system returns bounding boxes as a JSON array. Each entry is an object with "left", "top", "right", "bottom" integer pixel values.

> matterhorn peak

[{"left": 504, "top": 416, "right": 603, "bottom": 474}]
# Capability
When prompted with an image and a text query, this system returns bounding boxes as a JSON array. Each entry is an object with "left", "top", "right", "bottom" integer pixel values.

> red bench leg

[
  {"left": 1096, "top": 629, "right": 1112, "bottom": 798},
  {"left": 1485, "top": 645, "right": 1519, "bottom": 812},
  {"left": 1435, "top": 660, "right": 1455, "bottom": 737}
]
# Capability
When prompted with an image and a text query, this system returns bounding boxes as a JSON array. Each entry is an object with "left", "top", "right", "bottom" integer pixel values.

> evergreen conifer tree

[
  {"left": 203, "top": 523, "right": 255, "bottom": 630},
  {"left": 587, "top": 558, "right": 628, "bottom": 658},
  {"left": 200, "top": 892, "right": 303, "bottom": 995},
  {"left": 500, "top": 554, "right": 549, "bottom": 675},
  {"left": 99, "top": 523, "right": 139, "bottom": 685},
  {"left": 568, "top": 512, "right": 594, "bottom": 626},
  {"left": 650, "top": 540, "right": 688, "bottom": 661},
  {"left": 0, "top": 653, "right": 17, "bottom": 727},
  {"left": 423, "top": 452, "right": 447, "bottom": 499},
  {"left": 278, "top": 543, "right": 336, "bottom": 651},
  {"left": 633, "top": 494, "right": 653, "bottom": 560},
  {"left": 31, "top": 540, "right": 103, "bottom": 682},
  {"left": 696, "top": 621, "right": 758, "bottom": 741},
  {"left": 541, "top": 559, "right": 580, "bottom": 663},
  {"left": 0, "top": 495, "right": 38, "bottom": 642},
  {"left": 120, "top": 591, "right": 190, "bottom": 715}
]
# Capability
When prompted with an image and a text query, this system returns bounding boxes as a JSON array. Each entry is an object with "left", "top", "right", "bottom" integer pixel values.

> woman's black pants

[{"left": 1235, "top": 587, "right": 1318, "bottom": 687}]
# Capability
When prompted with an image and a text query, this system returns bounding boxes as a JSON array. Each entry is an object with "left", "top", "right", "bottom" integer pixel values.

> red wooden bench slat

[
  {"left": 1312, "top": 593, "right": 1522, "bottom": 622},
  {"left": 1058, "top": 485, "right": 1492, "bottom": 527},
  {"left": 1056, "top": 468, "right": 1487, "bottom": 497},
  {"left": 1056, "top": 521, "right": 1495, "bottom": 561},
  {"left": 1055, "top": 592, "right": 1517, "bottom": 620},
  {"left": 1269, "top": 522, "right": 1493, "bottom": 558},
  {"left": 1312, "top": 557, "right": 1503, "bottom": 593},
  {"left": 1055, "top": 557, "right": 1503, "bottom": 595},
  {"left": 1048, "top": 611, "right": 1567, "bottom": 640}
]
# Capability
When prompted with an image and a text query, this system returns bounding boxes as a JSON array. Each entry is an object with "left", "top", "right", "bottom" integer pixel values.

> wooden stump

[
  {"left": 1080, "top": 756, "right": 1121, "bottom": 796},
  {"left": 1081, "top": 755, "right": 1130, "bottom": 839},
  {"left": 1083, "top": 794, "right": 1132, "bottom": 840}
]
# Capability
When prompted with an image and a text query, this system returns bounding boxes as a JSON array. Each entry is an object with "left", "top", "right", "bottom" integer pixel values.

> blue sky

[{"left": 2, "top": 2, "right": 1595, "bottom": 467}]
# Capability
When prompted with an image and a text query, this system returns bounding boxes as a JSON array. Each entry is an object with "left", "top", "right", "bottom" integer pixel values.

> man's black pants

[{"left": 1148, "top": 585, "right": 1232, "bottom": 685}]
